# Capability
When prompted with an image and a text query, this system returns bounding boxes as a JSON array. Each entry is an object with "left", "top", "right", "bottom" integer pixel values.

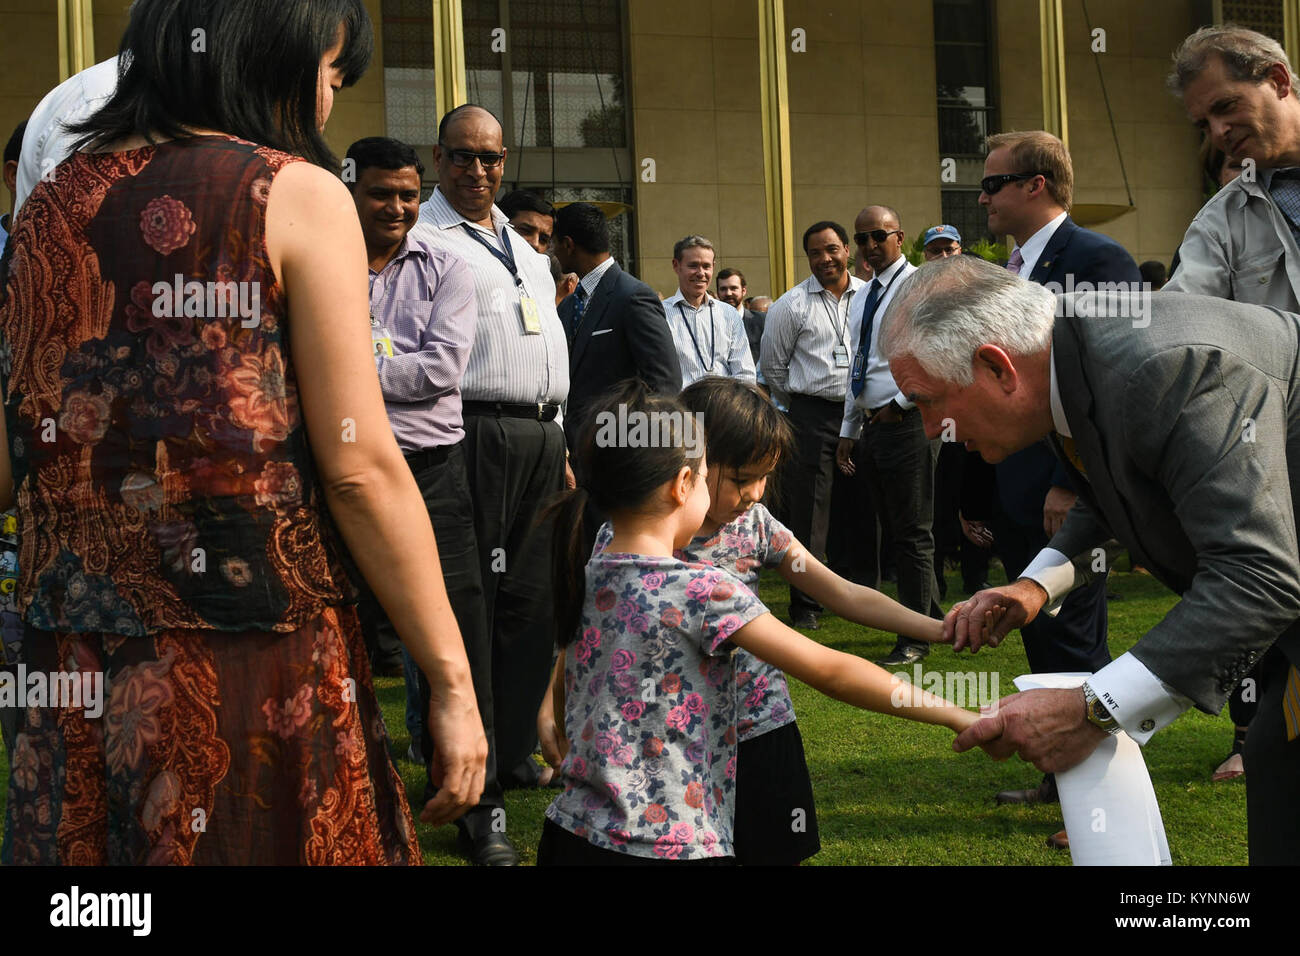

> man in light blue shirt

[{"left": 661, "top": 235, "right": 755, "bottom": 386}]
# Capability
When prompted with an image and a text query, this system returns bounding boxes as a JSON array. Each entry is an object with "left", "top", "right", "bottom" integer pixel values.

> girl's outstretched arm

[
  {"left": 537, "top": 648, "right": 568, "bottom": 770},
  {"left": 777, "top": 541, "right": 953, "bottom": 642},
  {"left": 731, "top": 612, "right": 980, "bottom": 733}
]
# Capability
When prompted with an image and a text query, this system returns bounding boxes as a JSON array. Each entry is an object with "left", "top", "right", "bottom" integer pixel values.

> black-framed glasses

[
  {"left": 980, "top": 171, "right": 1046, "bottom": 195},
  {"left": 854, "top": 229, "right": 902, "bottom": 246},
  {"left": 439, "top": 144, "right": 507, "bottom": 169}
]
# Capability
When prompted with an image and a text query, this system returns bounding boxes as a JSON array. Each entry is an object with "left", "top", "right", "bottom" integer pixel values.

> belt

[
  {"left": 403, "top": 443, "right": 454, "bottom": 471},
  {"left": 868, "top": 402, "right": 917, "bottom": 417},
  {"left": 462, "top": 400, "right": 560, "bottom": 422}
]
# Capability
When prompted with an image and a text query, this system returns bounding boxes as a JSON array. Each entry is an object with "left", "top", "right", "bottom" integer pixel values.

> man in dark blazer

[
  {"left": 554, "top": 202, "right": 681, "bottom": 445},
  {"left": 885, "top": 256, "right": 1300, "bottom": 864},
  {"left": 967, "top": 131, "right": 1137, "bottom": 833}
]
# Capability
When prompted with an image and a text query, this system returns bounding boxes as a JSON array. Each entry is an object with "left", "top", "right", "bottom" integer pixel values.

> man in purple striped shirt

[{"left": 346, "top": 137, "right": 513, "bottom": 864}]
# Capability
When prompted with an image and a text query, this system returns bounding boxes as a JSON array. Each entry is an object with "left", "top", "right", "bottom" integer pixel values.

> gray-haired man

[
  {"left": 1166, "top": 24, "right": 1300, "bottom": 308},
  {"left": 885, "top": 255, "right": 1300, "bottom": 864}
]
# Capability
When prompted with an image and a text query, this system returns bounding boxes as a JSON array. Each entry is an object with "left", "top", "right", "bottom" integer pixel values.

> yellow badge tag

[
  {"left": 372, "top": 331, "right": 393, "bottom": 357},
  {"left": 520, "top": 295, "right": 543, "bottom": 334}
]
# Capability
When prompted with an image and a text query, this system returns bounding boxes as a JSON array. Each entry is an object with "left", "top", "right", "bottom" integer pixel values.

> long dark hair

[
  {"left": 68, "top": 0, "right": 373, "bottom": 170},
  {"left": 551, "top": 381, "right": 705, "bottom": 646},
  {"left": 679, "top": 376, "right": 794, "bottom": 510}
]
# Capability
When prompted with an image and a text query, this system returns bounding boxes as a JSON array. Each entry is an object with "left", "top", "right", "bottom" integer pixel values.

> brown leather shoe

[
  {"left": 995, "top": 776, "right": 1059, "bottom": 805},
  {"left": 1046, "top": 829, "right": 1069, "bottom": 850}
]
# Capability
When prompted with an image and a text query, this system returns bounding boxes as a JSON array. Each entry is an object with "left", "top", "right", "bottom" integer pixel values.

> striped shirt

[
  {"left": 759, "top": 273, "right": 865, "bottom": 404},
  {"left": 661, "top": 290, "right": 756, "bottom": 386},
  {"left": 410, "top": 186, "right": 569, "bottom": 405},
  {"left": 369, "top": 235, "right": 477, "bottom": 452},
  {"left": 577, "top": 254, "right": 617, "bottom": 297}
]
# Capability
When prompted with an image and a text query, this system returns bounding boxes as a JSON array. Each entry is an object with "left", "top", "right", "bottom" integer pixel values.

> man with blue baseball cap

[{"left": 922, "top": 224, "right": 962, "bottom": 260}]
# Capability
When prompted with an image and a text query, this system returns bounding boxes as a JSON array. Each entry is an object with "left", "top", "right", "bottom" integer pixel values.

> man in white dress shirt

[
  {"left": 835, "top": 206, "right": 942, "bottom": 665},
  {"left": 761, "top": 221, "right": 866, "bottom": 629},
  {"left": 409, "top": 104, "right": 570, "bottom": 866},
  {"left": 661, "top": 235, "right": 755, "bottom": 386}
]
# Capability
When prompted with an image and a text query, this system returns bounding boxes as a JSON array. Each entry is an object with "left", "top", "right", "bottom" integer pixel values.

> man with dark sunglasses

[
  {"left": 835, "top": 205, "right": 941, "bottom": 667},
  {"left": 970, "top": 129, "right": 1139, "bottom": 850},
  {"left": 410, "top": 104, "right": 570, "bottom": 866}
]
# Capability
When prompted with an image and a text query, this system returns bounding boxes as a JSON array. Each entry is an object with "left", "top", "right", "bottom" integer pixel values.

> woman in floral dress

[{"left": 0, "top": 0, "right": 486, "bottom": 864}]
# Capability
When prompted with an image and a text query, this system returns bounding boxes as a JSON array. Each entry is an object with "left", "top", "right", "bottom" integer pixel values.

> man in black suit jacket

[
  {"left": 554, "top": 202, "right": 681, "bottom": 445},
  {"left": 967, "top": 131, "right": 1139, "bottom": 832}
]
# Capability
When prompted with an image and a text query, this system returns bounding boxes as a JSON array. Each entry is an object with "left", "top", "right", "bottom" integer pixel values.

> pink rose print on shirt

[
  {"left": 140, "top": 195, "right": 197, "bottom": 255},
  {"left": 627, "top": 611, "right": 650, "bottom": 634},
  {"left": 770, "top": 529, "right": 793, "bottom": 552},
  {"left": 594, "top": 588, "right": 616, "bottom": 611},
  {"left": 620, "top": 701, "right": 645, "bottom": 721},
  {"left": 660, "top": 607, "right": 683, "bottom": 628},
  {"left": 641, "top": 571, "right": 666, "bottom": 590},
  {"left": 683, "top": 692, "right": 707, "bottom": 716},
  {"left": 665, "top": 705, "right": 691, "bottom": 732},
  {"left": 610, "top": 648, "right": 636, "bottom": 673},
  {"left": 685, "top": 573, "right": 719, "bottom": 602},
  {"left": 710, "top": 580, "right": 736, "bottom": 601},
  {"left": 593, "top": 731, "right": 620, "bottom": 755}
]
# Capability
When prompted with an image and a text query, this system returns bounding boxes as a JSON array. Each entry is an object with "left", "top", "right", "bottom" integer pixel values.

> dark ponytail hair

[
  {"left": 679, "top": 376, "right": 795, "bottom": 510},
  {"left": 551, "top": 380, "right": 705, "bottom": 647}
]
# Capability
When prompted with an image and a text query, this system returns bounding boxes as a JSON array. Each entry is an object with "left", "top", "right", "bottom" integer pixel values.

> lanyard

[
  {"left": 676, "top": 301, "right": 715, "bottom": 372},
  {"left": 462, "top": 223, "right": 525, "bottom": 292},
  {"left": 820, "top": 287, "right": 850, "bottom": 344}
]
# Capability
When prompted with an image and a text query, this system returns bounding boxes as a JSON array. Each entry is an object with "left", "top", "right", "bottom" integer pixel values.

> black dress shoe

[
  {"left": 995, "top": 776, "right": 1059, "bottom": 806},
  {"left": 458, "top": 829, "right": 520, "bottom": 866},
  {"left": 789, "top": 609, "right": 820, "bottom": 630},
  {"left": 875, "top": 642, "right": 929, "bottom": 666}
]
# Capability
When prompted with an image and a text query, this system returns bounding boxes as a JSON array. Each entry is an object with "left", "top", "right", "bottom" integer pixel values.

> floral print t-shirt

[
  {"left": 595, "top": 504, "right": 796, "bottom": 741},
  {"left": 545, "top": 553, "right": 766, "bottom": 860}
]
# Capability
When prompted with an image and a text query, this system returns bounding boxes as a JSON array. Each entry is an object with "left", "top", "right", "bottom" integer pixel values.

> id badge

[
  {"left": 372, "top": 328, "right": 394, "bottom": 357},
  {"left": 850, "top": 349, "right": 866, "bottom": 380},
  {"left": 519, "top": 295, "right": 543, "bottom": 334},
  {"left": 833, "top": 345, "right": 850, "bottom": 368}
]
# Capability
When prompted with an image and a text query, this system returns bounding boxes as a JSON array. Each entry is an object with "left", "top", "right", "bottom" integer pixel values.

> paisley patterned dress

[{"left": 0, "top": 135, "right": 420, "bottom": 864}]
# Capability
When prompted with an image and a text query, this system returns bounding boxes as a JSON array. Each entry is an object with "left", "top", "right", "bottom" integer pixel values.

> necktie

[
  {"left": 1284, "top": 664, "right": 1300, "bottom": 741},
  {"left": 1057, "top": 434, "right": 1087, "bottom": 477},
  {"left": 570, "top": 285, "right": 588, "bottom": 339},
  {"left": 850, "top": 279, "right": 883, "bottom": 399},
  {"left": 1006, "top": 247, "right": 1024, "bottom": 274}
]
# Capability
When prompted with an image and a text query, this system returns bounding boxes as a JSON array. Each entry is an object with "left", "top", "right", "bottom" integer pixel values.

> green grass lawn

[{"left": 0, "top": 562, "right": 1249, "bottom": 865}]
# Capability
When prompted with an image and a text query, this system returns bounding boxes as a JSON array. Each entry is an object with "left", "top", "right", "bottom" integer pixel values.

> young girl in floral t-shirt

[{"left": 537, "top": 382, "right": 987, "bottom": 865}]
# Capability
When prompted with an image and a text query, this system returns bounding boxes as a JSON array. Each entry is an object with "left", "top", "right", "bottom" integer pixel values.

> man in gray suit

[{"left": 881, "top": 256, "right": 1300, "bottom": 863}]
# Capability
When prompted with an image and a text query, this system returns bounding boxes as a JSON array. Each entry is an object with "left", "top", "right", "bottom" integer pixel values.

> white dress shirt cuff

[
  {"left": 1020, "top": 547, "right": 1076, "bottom": 612},
  {"left": 1085, "top": 653, "right": 1194, "bottom": 744},
  {"left": 839, "top": 420, "right": 863, "bottom": 440}
]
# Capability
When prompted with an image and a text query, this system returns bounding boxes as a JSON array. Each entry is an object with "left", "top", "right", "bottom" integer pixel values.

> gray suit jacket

[{"left": 1046, "top": 290, "right": 1300, "bottom": 713}]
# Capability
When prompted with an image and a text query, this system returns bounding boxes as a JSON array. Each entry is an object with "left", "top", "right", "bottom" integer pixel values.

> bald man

[{"left": 409, "top": 105, "right": 570, "bottom": 865}]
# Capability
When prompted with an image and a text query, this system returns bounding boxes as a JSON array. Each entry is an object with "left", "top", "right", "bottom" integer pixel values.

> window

[
  {"left": 933, "top": 0, "right": 997, "bottom": 241},
  {"left": 381, "top": 0, "right": 439, "bottom": 146}
]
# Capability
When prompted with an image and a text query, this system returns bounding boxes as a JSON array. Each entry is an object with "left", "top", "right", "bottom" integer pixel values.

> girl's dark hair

[
  {"left": 68, "top": 0, "right": 373, "bottom": 171},
  {"left": 551, "top": 380, "right": 704, "bottom": 647},
  {"left": 679, "top": 375, "right": 794, "bottom": 508}
]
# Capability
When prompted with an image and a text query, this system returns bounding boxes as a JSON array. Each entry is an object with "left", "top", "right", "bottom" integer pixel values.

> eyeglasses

[
  {"left": 980, "top": 172, "right": 1046, "bottom": 195},
  {"left": 439, "top": 144, "right": 507, "bottom": 169},
  {"left": 853, "top": 229, "right": 903, "bottom": 246}
]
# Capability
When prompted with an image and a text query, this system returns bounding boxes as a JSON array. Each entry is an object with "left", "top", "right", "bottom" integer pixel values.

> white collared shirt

[
  {"left": 410, "top": 186, "right": 569, "bottom": 405},
  {"left": 662, "top": 290, "right": 756, "bottom": 386},
  {"left": 577, "top": 255, "right": 617, "bottom": 299},
  {"left": 839, "top": 255, "right": 916, "bottom": 439},
  {"left": 1012, "top": 210, "right": 1069, "bottom": 277},
  {"left": 1019, "top": 346, "right": 1193, "bottom": 743},
  {"left": 760, "top": 273, "right": 866, "bottom": 404}
]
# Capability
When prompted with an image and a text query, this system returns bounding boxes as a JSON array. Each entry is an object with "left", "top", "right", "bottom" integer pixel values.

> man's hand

[
  {"left": 836, "top": 437, "right": 856, "bottom": 476},
  {"left": 959, "top": 511, "right": 994, "bottom": 548},
  {"left": 1043, "top": 485, "right": 1077, "bottom": 537},
  {"left": 952, "top": 687, "right": 1108, "bottom": 773},
  {"left": 420, "top": 685, "right": 488, "bottom": 826},
  {"left": 945, "top": 577, "right": 1048, "bottom": 652},
  {"left": 869, "top": 400, "right": 904, "bottom": 426}
]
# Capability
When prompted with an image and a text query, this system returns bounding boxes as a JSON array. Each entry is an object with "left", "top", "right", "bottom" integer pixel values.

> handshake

[{"left": 943, "top": 578, "right": 1111, "bottom": 775}]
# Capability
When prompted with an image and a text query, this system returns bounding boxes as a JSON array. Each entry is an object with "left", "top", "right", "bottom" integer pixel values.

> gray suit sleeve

[{"left": 1118, "top": 347, "right": 1300, "bottom": 712}]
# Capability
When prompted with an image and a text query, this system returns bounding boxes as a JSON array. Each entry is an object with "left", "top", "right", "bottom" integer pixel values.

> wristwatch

[{"left": 1082, "top": 681, "right": 1120, "bottom": 735}]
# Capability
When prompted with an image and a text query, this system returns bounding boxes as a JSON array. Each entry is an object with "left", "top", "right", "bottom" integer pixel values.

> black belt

[
  {"left": 462, "top": 400, "right": 560, "bottom": 422},
  {"left": 403, "top": 443, "right": 454, "bottom": 471},
  {"left": 869, "top": 402, "right": 916, "bottom": 416}
]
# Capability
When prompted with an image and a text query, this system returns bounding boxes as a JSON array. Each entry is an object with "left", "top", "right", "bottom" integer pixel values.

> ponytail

[{"left": 550, "top": 485, "right": 591, "bottom": 647}]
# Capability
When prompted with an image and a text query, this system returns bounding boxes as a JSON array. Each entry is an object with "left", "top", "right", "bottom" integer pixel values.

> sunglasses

[
  {"left": 853, "top": 229, "right": 903, "bottom": 246},
  {"left": 980, "top": 171, "right": 1046, "bottom": 195},
  {"left": 439, "top": 145, "right": 507, "bottom": 169}
]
